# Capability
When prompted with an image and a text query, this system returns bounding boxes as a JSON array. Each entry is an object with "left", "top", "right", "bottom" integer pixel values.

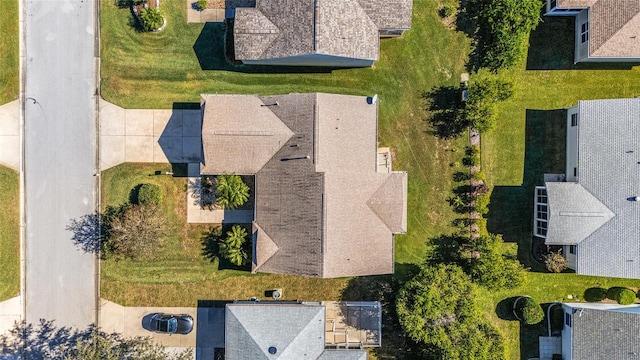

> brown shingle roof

[
  {"left": 201, "top": 93, "right": 407, "bottom": 278},
  {"left": 234, "top": 0, "right": 413, "bottom": 62},
  {"left": 557, "top": 0, "right": 640, "bottom": 58}
]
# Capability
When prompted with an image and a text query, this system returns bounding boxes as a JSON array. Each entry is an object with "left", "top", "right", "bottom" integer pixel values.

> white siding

[
  {"left": 574, "top": 10, "right": 590, "bottom": 63},
  {"left": 563, "top": 245, "right": 577, "bottom": 270},
  {"left": 566, "top": 105, "right": 579, "bottom": 182}
]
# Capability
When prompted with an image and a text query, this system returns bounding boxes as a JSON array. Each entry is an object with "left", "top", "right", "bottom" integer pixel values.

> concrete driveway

[
  {"left": 99, "top": 100, "right": 202, "bottom": 171},
  {"left": 100, "top": 300, "right": 225, "bottom": 358},
  {"left": 0, "top": 100, "right": 19, "bottom": 171}
]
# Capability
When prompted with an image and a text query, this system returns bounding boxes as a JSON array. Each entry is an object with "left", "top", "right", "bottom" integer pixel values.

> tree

[
  {"left": 219, "top": 225, "right": 248, "bottom": 266},
  {"left": 459, "top": 78, "right": 513, "bottom": 133},
  {"left": 215, "top": 174, "right": 250, "bottom": 210},
  {"left": 103, "top": 204, "right": 166, "bottom": 260},
  {"left": 468, "top": 0, "right": 543, "bottom": 71},
  {"left": 396, "top": 264, "right": 506, "bottom": 359},
  {"left": 467, "top": 234, "right": 525, "bottom": 290},
  {"left": 0, "top": 320, "right": 192, "bottom": 359},
  {"left": 514, "top": 296, "right": 544, "bottom": 325},
  {"left": 542, "top": 249, "right": 568, "bottom": 273},
  {"left": 139, "top": 7, "right": 163, "bottom": 32}
]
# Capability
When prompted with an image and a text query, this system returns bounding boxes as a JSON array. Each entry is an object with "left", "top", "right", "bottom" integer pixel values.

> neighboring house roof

[
  {"left": 544, "top": 182, "right": 614, "bottom": 245},
  {"left": 546, "top": 98, "right": 640, "bottom": 278},
  {"left": 201, "top": 93, "right": 407, "bottom": 278},
  {"left": 556, "top": 0, "right": 640, "bottom": 58},
  {"left": 225, "top": 303, "right": 368, "bottom": 360},
  {"left": 234, "top": 0, "right": 413, "bottom": 62},
  {"left": 563, "top": 304, "right": 640, "bottom": 359}
]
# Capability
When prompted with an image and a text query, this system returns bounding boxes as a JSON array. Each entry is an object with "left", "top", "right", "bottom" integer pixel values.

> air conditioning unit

[{"left": 271, "top": 289, "right": 283, "bottom": 300}]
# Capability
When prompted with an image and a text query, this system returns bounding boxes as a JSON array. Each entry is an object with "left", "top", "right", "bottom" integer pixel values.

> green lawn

[
  {"left": 0, "top": 0, "right": 19, "bottom": 105},
  {"left": 99, "top": 2, "right": 640, "bottom": 359},
  {"left": 0, "top": 166, "right": 20, "bottom": 301}
]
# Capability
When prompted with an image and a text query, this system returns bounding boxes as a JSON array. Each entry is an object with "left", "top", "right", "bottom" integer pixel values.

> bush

[
  {"left": 139, "top": 7, "right": 163, "bottom": 31},
  {"left": 460, "top": 78, "right": 514, "bottom": 133},
  {"left": 515, "top": 296, "right": 544, "bottom": 325},
  {"left": 196, "top": 0, "right": 207, "bottom": 10},
  {"left": 218, "top": 225, "right": 248, "bottom": 266},
  {"left": 583, "top": 287, "right": 607, "bottom": 302},
  {"left": 468, "top": 234, "right": 525, "bottom": 290},
  {"left": 215, "top": 174, "right": 250, "bottom": 210},
  {"left": 136, "top": 183, "right": 163, "bottom": 205},
  {"left": 472, "top": 170, "right": 486, "bottom": 182},
  {"left": 608, "top": 287, "right": 636, "bottom": 305},
  {"left": 542, "top": 250, "right": 567, "bottom": 273},
  {"left": 473, "top": 194, "right": 490, "bottom": 214},
  {"left": 462, "top": 146, "right": 481, "bottom": 166},
  {"left": 103, "top": 204, "right": 166, "bottom": 260},
  {"left": 440, "top": 5, "right": 455, "bottom": 17}
]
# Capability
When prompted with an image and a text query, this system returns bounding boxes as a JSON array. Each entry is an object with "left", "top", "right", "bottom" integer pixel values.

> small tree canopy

[
  {"left": 215, "top": 174, "right": 250, "bottom": 210},
  {"left": 460, "top": 78, "right": 514, "bottom": 133},
  {"left": 136, "top": 183, "right": 163, "bottom": 205},
  {"left": 515, "top": 296, "right": 544, "bottom": 325},
  {"left": 139, "top": 7, "right": 163, "bottom": 32},
  {"left": 103, "top": 204, "right": 166, "bottom": 260},
  {"left": 218, "top": 225, "right": 249, "bottom": 266}
]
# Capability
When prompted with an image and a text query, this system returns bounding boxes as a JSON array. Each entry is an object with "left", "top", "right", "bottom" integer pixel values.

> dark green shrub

[
  {"left": 608, "top": 287, "right": 636, "bottom": 305},
  {"left": 196, "top": 0, "right": 207, "bottom": 10},
  {"left": 440, "top": 5, "right": 455, "bottom": 17},
  {"left": 515, "top": 296, "right": 544, "bottom": 325},
  {"left": 583, "top": 287, "right": 607, "bottom": 302},
  {"left": 136, "top": 183, "right": 163, "bottom": 205},
  {"left": 215, "top": 174, "right": 250, "bottom": 210},
  {"left": 453, "top": 171, "right": 471, "bottom": 182},
  {"left": 218, "top": 225, "right": 248, "bottom": 266},
  {"left": 473, "top": 194, "right": 490, "bottom": 214}
]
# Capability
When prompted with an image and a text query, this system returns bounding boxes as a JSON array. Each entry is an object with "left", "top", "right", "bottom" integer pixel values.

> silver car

[{"left": 148, "top": 313, "right": 194, "bottom": 335}]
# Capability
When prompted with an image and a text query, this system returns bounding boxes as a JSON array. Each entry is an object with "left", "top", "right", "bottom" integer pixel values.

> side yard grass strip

[
  {"left": 0, "top": 0, "right": 19, "bottom": 105},
  {"left": 0, "top": 166, "right": 20, "bottom": 301}
]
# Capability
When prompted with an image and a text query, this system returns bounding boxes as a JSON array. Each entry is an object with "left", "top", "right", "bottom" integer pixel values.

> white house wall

[
  {"left": 566, "top": 105, "right": 579, "bottom": 182},
  {"left": 574, "top": 10, "right": 590, "bottom": 63},
  {"left": 563, "top": 245, "right": 577, "bottom": 270},
  {"left": 561, "top": 305, "right": 574, "bottom": 360}
]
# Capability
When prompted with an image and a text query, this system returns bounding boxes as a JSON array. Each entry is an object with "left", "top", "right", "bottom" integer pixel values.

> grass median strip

[
  {"left": 0, "top": 0, "right": 19, "bottom": 105},
  {"left": 0, "top": 166, "right": 20, "bottom": 301}
]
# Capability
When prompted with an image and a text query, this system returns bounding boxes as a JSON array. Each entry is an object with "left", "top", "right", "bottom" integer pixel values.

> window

[
  {"left": 571, "top": 113, "right": 579, "bottom": 127},
  {"left": 581, "top": 22, "right": 589, "bottom": 43},
  {"left": 569, "top": 245, "right": 576, "bottom": 254},
  {"left": 565, "top": 313, "right": 572, "bottom": 327},
  {"left": 573, "top": 168, "right": 577, "bottom": 177}
]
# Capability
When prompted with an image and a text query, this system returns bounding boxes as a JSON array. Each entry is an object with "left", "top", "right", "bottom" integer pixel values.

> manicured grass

[
  {"left": 0, "top": 166, "right": 20, "bottom": 301},
  {"left": 100, "top": 163, "right": 351, "bottom": 305},
  {"left": 0, "top": 0, "right": 19, "bottom": 105},
  {"left": 480, "top": 16, "right": 640, "bottom": 359}
]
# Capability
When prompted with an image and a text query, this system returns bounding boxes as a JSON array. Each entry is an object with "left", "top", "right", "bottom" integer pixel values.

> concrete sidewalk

[
  {"left": 0, "top": 296, "right": 22, "bottom": 335},
  {"left": 0, "top": 100, "right": 20, "bottom": 171},
  {"left": 99, "top": 100, "right": 202, "bottom": 171}
]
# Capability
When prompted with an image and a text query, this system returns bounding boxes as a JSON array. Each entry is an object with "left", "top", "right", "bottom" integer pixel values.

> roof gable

[
  {"left": 589, "top": 0, "right": 640, "bottom": 58},
  {"left": 545, "top": 182, "right": 615, "bottom": 245},
  {"left": 225, "top": 304, "right": 325, "bottom": 360},
  {"left": 367, "top": 172, "right": 408, "bottom": 233}
]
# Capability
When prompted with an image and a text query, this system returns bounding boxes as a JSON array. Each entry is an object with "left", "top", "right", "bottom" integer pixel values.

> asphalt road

[{"left": 23, "top": 0, "right": 97, "bottom": 329}]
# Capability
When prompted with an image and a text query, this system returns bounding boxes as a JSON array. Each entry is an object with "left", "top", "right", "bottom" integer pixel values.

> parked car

[{"left": 148, "top": 313, "right": 194, "bottom": 335}]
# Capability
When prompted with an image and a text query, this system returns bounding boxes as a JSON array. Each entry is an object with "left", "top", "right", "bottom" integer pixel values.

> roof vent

[{"left": 268, "top": 346, "right": 277, "bottom": 354}]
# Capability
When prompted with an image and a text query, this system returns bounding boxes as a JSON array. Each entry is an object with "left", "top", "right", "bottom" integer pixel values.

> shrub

[
  {"left": 440, "top": 5, "right": 455, "bottom": 18},
  {"left": 136, "top": 183, "right": 163, "bottom": 205},
  {"left": 542, "top": 250, "right": 567, "bottom": 273},
  {"left": 472, "top": 170, "right": 486, "bottom": 182},
  {"left": 218, "top": 225, "right": 248, "bottom": 266},
  {"left": 215, "top": 174, "right": 250, "bottom": 210},
  {"left": 473, "top": 194, "right": 490, "bottom": 214},
  {"left": 460, "top": 78, "right": 514, "bottom": 133},
  {"left": 462, "top": 146, "right": 481, "bottom": 166},
  {"left": 468, "top": 234, "right": 525, "bottom": 289},
  {"left": 103, "top": 204, "right": 166, "bottom": 260},
  {"left": 608, "top": 287, "right": 636, "bottom": 305},
  {"left": 139, "top": 7, "right": 163, "bottom": 32},
  {"left": 583, "top": 287, "right": 607, "bottom": 302},
  {"left": 196, "top": 0, "right": 207, "bottom": 10},
  {"left": 515, "top": 296, "right": 544, "bottom": 325},
  {"left": 453, "top": 171, "right": 471, "bottom": 182}
]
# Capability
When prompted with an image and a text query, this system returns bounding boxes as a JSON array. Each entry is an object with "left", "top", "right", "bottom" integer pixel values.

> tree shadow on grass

[
  {"left": 487, "top": 109, "right": 566, "bottom": 270},
  {"left": 496, "top": 296, "right": 520, "bottom": 321},
  {"left": 193, "top": 21, "right": 344, "bottom": 74},
  {"left": 339, "top": 263, "right": 424, "bottom": 359},
  {"left": 422, "top": 86, "right": 466, "bottom": 139}
]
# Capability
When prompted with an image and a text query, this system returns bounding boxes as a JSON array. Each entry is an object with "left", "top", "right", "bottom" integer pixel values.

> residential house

[
  {"left": 233, "top": 0, "right": 413, "bottom": 67},
  {"left": 200, "top": 93, "right": 407, "bottom": 278},
  {"left": 534, "top": 98, "right": 640, "bottom": 279},
  {"left": 556, "top": 302, "right": 640, "bottom": 359},
  {"left": 224, "top": 301, "right": 381, "bottom": 359},
  {"left": 545, "top": 0, "right": 640, "bottom": 63}
]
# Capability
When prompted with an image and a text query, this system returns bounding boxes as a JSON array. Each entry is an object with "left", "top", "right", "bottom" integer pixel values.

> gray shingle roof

[
  {"left": 225, "top": 303, "right": 369, "bottom": 360},
  {"left": 566, "top": 305, "right": 640, "bottom": 359},
  {"left": 556, "top": 0, "right": 640, "bottom": 58},
  {"left": 234, "top": 0, "right": 413, "bottom": 62},
  {"left": 547, "top": 98, "right": 640, "bottom": 278},
  {"left": 200, "top": 93, "right": 407, "bottom": 278},
  {"left": 545, "top": 182, "right": 614, "bottom": 245}
]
